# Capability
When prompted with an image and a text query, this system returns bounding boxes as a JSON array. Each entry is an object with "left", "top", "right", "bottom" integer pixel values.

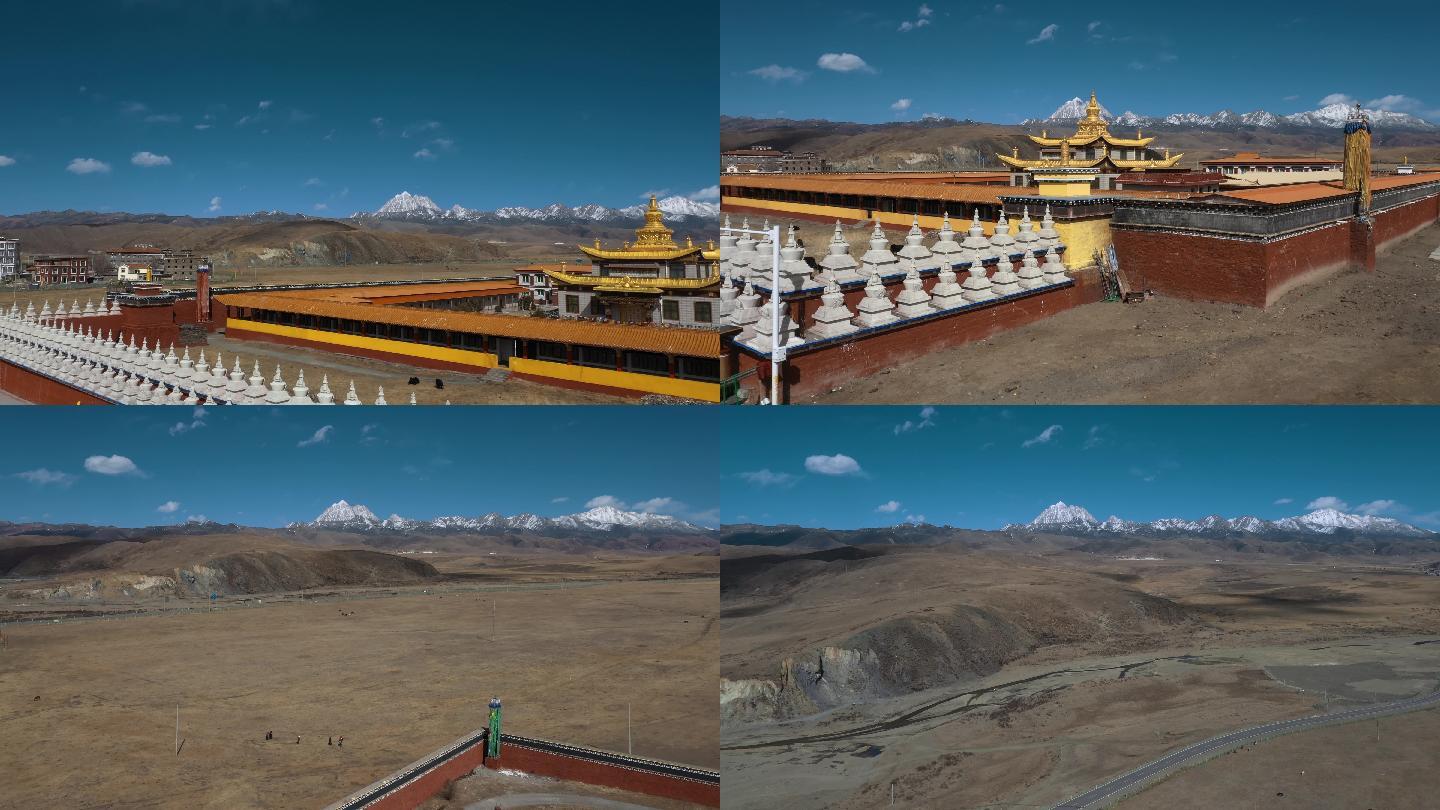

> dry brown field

[
  {"left": 0, "top": 553, "right": 718, "bottom": 809},
  {"left": 720, "top": 547, "right": 1440, "bottom": 809}
]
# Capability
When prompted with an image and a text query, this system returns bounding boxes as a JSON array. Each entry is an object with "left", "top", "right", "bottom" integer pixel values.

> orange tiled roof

[
  {"left": 1200, "top": 153, "right": 1341, "bottom": 165},
  {"left": 216, "top": 289, "right": 723, "bottom": 357},
  {"left": 722, "top": 174, "right": 1034, "bottom": 205},
  {"left": 1211, "top": 171, "right": 1440, "bottom": 204}
]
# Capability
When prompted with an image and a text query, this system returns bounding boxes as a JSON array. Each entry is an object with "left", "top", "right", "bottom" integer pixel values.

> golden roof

[
  {"left": 216, "top": 291, "right": 723, "bottom": 356},
  {"left": 1004, "top": 92, "right": 1174, "bottom": 168},
  {"left": 546, "top": 266, "right": 721, "bottom": 294},
  {"left": 576, "top": 195, "right": 705, "bottom": 261}
]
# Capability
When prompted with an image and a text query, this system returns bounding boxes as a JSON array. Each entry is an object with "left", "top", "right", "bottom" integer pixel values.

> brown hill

[
  {"left": 0, "top": 532, "right": 438, "bottom": 599},
  {"left": 721, "top": 116, "right": 1440, "bottom": 171}
]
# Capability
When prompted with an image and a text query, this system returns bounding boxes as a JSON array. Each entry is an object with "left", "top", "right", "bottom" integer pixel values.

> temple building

[
  {"left": 545, "top": 196, "right": 722, "bottom": 327},
  {"left": 999, "top": 92, "right": 1186, "bottom": 190}
]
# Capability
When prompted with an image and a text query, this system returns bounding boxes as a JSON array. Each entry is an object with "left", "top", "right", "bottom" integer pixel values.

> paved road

[{"left": 1053, "top": 688, "right": 1440, "bottom": 808}]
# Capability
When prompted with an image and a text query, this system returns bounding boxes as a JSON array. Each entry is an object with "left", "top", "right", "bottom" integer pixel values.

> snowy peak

[
  {"left": 289, "top": 502, "right": 707, "bottom": 534},
  {"left": 312, "top": 499, "right": 382, "bottom": 526},
  {"left": 359, "top": 193, "right": 717, "bottom": 224},
  {"left": 1044, "top": 97, "right": 1113, "bottom": 121},
  {"left": 1029, "top": 501, "right": 1099, "bottom": 528},
  {"left": 375, "top": 191, "right": 443, "bottom": 218},
  {"left": 1007, "top": 504, "right": 1432, "bottom": 539},
  {"left": 1031, "top": 102, "right": 1433, "bottom": 131}
]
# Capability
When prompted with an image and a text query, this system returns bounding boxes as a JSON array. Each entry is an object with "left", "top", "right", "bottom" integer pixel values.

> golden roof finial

[{"left": 1012, "top": 146, "right": 1020, "bottom": 158}]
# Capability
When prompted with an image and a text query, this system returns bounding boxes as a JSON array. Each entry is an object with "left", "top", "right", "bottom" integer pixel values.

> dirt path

[{"left": 814, "top": 221, "right": 1440, "bottom": 404}]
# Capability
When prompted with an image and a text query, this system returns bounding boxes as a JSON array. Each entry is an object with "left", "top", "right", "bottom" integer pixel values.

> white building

[{"left": 0, "top": 237, "right": 17, "bottom": 281}]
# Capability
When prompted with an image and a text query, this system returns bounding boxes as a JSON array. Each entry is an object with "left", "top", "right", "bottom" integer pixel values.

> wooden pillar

[{"left": 667, "top": 354, "right": 676, "bottom": 378}]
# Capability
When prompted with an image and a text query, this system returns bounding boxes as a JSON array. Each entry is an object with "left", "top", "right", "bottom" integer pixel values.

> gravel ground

[{"left": 812, "top": 221, "right": 1440, "bottom": 404}]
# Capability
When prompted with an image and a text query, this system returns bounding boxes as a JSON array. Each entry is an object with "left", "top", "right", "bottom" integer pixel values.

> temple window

[
  {"left": 662, "top": 300, "right": 680, "bottom": 321},
  {"left": 693, "top": 301, "right": 713, "bottom": 323},
  {"left": 565, "top": 295, "right": 580, "bottom": 314}
]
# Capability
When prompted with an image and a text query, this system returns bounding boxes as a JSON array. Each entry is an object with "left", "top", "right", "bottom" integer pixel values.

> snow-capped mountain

[
  {"left": 1006, "top": 502, "right": 1433, "bottom": 539},
  {"left": 1027, "top": 501, "right": 1100, "bottom": 531},
  {"left": 289, "top": 500, "right": 708, "bottom": 534},
  {"left": 1036, "top": 103, "right": 1433, "bottom": 130},
  {"left": 374, "top": 191, "right": 444, "bottom": 219},
  {"left": 356, "top": 193, "right": 718, "bottom": 224},
  {"left": 1040, "top": 97, "right": 1114, "bottom": 121},
  {"left": 312, "top": 499, "right": 382, "bottom": 527}
]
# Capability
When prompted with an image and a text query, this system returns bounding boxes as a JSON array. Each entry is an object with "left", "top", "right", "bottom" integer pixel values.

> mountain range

[
  {"left": 355, "top": 191, "right": 720, "bottom": 224},
  {"left": 1029, "top": 96, "right": 1436, "bottom": 131},
  {"left": 289, "top": 499, "right": 709, "bottom": 535},
  {"left": 1006, "top": 501, "right": 1434, "bottom": 539}
]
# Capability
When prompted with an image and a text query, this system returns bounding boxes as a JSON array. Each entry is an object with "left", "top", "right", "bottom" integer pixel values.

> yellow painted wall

[
  {"left": 229, "top": 318, "right": 498, "bottom": 368},
  {"left": 1036, "top": 180, "right": 1095, "bottom": 197},
  {"left": 1053, "top": 219, "right": 1111, "bottom": 268},
  {"left": 509, "top": 357, "right": 719, "bottom": 402},
  {"left": 230, "top": 318, "right": 719, "bottom": 401}
]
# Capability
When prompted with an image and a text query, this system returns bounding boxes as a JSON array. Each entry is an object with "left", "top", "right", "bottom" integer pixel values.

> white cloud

[
  {"left": 0, "top": 155, "right": 14, "bottom": 167},
  {"left": 297, "top": 425, "right": 334, "bottom": 447},
  {"left": 920, "top": 113, "right": 948, "bottom": 121},
  {"left": 895, "top": 406, "right": 936, "bottom": 435},
  {"left": 804, "top": 453, "right": 862, "bottom": 476},
  {"left": 185, "top": 514, "right": 209, "bottom": 524},
  {"left": 258, "top": 99, "right": 273, "bottom": 110},
  {"left": 120, "top": 101, "right": 148, "bottom": 115},
  {"left": 586, "top": 495, "right": 624, "bottom": 509},
  {"left": 1273, "top": 497, "right": 1294, "bottom": 505},
  {"left": 817, "top": 52, "right": 875, "bottom": 73},
  {"left": 1027, "top": 23, "right": 1058, "bottom": 44},
  {"left": 876, "top": 500, "right": 901, "bottom": 513},
  {"left": 14, "top": 468, "right": 76, "bottom": 486},
  {"left": 1088, "top": 20, "right": 1102, "bottom": 32},
  {"left": 208, "top": 196, "right": 222, "bottom": 212},
  {"left": 1306, "top": 496, "right": 1349, "bottom": 511},
  {"left": 550, "top": 496, "right": 569, "bottom": 503},
  {"left": 1083, "top": 425, "right": 1104, "bottom": 449},
  {"left": 304, "top": 177, "right": 323, "bottom": 187},
  {"left": 313, "top": 203, "right": 328, "bottom": 211},
  {"left": 194, "top": 123, "right": 213, "bottom": 131},
  {"left": 1355, "top": 499, "right": 1398, "bottom": 516},
  {"left": 633, "top": 496, "right": 679, "bottom": 514},
  {"left": 688, "top": 185, "right": 720, "bottom": 201},
  {"left": 903, "top": 513, "right": 926, "bottom": 525},
  {"left": 891, "top": 98, "right": 912, "bottom": 113},
  {"left": 84, "top": 454, "right": 140, "bottom": 475},
  {"left": 144, "top": 113, "right": 181, "bottom": 124},
  {"left": 157, "top": 500, "right": 180, "bottom": 514},
  {"left": 413, "top": 147, "right": 435, "bottom": 160},
  {"left": 169, "top": 406, "right": 207, "bottom": 436},
  {"left": 402, "top": 120, "right": 442, "bottom": 138},
  {"left": 1320, "top": 93, "right": 1356, "bottom": 106},
  {"left": 67, "top": 157, "right": 111, "bottom": 175},
  {"left": 1022, "top": 425, "right": 1063, "bottom": 447},
  {"left": 738, "top": 468, "right": 797, "bottom": 487},
  {"left": 131, "top": 151, "right": 172, "bottom": 167},
  {"left": 749, "top": 64, "right": 808, "bottom": 83},
  {"left": 899, "top": 4, "right": 932, "bottom": 31},
  {"left": 370, "top": 116, "right": 385, "bottom": 129}
]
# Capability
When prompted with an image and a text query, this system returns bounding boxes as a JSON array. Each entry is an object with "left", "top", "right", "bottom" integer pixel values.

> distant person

[
  {"left": 328, "top": 736, "right": 333, "bottom": 746},
  {"left": 265, "top": 731, "right": 272, "bottom": 741},
  {"left": 338, "top": 737, "right": 344, "bottom": 747}
]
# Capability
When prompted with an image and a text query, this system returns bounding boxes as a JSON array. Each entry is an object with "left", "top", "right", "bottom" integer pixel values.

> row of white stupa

[
  {"left": 718, "top": 206, "right": 1065, "bottom": 291},
  {"left": 20, "top": 298, "right": 121, "bottom": 320},
  {"left": 0, "top": 304, "right": 421, "bottom": 405},
  {"left": 715, "top": 209, "right": 1071, "bottom": 352}
]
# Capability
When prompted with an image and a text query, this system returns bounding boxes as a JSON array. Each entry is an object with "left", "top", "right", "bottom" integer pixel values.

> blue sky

[
  {"left": 721, "top": 1, "right": 1440, "bottom": 124},
  {"left": 722, "top": 407, "right": 1440, "bottom": 530},
  {"left": 0, "top": 0, "right": 717, "bottom": 217},
  {"left": 1, "top": 408, "right": 717, "bottom": 528}
]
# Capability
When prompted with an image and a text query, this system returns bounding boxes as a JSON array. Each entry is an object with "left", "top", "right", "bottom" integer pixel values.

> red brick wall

[
  {"left": 1375, "top": 192, "right": 1440, "bottom": 250},
  {"left": 483, "top": 743, "right": 719, "bottom": 806},
  {"left": 733, "top": 269, "right": 1103, "bottom": 402},
  {"left": 1114, "top": 192, "right": 1440, "bottom": 308},
  {"left": 344, "top": 737, "right": 719, "bottom": 810},
  {"left": 0, "top": 359, "right": 110, "bottom": 405}
]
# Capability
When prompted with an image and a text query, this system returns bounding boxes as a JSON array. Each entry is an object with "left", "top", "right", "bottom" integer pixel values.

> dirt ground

[
  {"left": 719, "top": 549, "right": 1440, "bottom": 809},
  {"left": 420, "top": 765, "right": 706, "bottom": 810},
  {"left": 1117, "top": 704, "right": 1440, "bottom": 809},
  {"left": 0, "top": 572, "right": 717, "bottom": 809},
  {"left": 203, "top": 331, "right": 625, "bottom": 405},
  {"left": 760, "top": 217, "right": 1440, "bottom": 404}
]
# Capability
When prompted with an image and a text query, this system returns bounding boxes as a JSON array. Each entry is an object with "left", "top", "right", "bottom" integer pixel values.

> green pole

[{"left": 487, "top": 697, "right": 502, "bottom": 758}]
